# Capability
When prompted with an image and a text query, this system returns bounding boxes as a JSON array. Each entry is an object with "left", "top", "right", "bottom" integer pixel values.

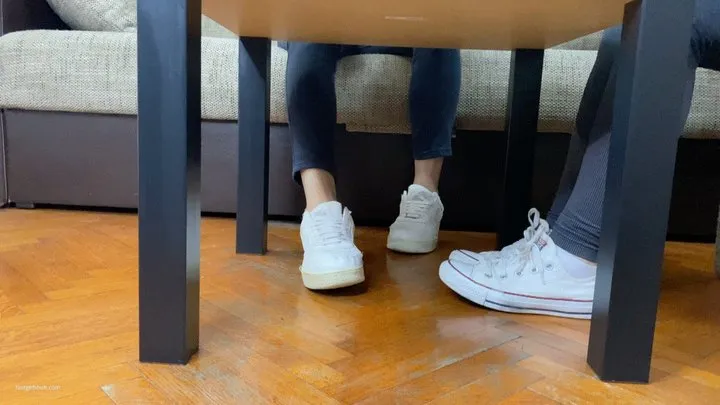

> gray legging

[{"left": 547, "top": 0, "right": 720, "bottom": 261}]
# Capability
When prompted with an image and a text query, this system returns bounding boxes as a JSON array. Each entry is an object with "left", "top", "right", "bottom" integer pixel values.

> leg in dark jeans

[
  {"left": 285, "top": 42, "right": 461, "bottom": 290},
  {"left": 286, "top": 43, "right": 343, "bottom": 185},
  {"left": 410, "top": 48, "right": 461, "bottom": 161},
  {"left": 287, "top": 43, "right": 460, "bottom": 184}
]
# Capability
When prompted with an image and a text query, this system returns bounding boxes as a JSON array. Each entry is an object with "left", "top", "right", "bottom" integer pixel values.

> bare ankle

[
  {"left": 301, "top": 169, "right": 337, "bottom": 211},
  {"left": 412, "top": 179, "right": 438, "bottom": 193},
  {"left": 306, "top": 198, "right": 335, "bottom": 212},
  {"left": 413, "top": 158, "right": 443, "bottom": 192}
]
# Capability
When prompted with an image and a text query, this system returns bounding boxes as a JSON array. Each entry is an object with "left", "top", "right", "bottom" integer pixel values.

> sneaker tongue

[
  {"left": 310, "top": 201, "right": 343, "bottom": 218},
  {"left": 534, "top": 231, "right": 552, "bottom": 252},
  {"left": 407, "top": 184, "right": 434, "bottom": 201}
]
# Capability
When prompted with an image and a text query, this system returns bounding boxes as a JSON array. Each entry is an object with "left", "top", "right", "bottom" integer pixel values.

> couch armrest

[{"left": 1, "top": 0, "right": 68, "bottom": 35}]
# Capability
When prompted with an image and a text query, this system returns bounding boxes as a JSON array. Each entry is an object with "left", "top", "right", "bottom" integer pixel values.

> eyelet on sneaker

[
  {"left": 531, "top": 267, "right": 538, "bottom": 273},
  {"left": 545, "top": 263, "right": 554, "bottom": 270},
  {"left": 485, "top": 272, "right": 492, "bottom": 278},
  {"left": 516, "top": 271, "right": 523, "bottom": 276}
]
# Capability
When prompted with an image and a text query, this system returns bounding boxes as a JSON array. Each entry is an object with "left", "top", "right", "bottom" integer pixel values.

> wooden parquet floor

[{"left": 1, "top": 209, "right": 719, "bottom": 404}]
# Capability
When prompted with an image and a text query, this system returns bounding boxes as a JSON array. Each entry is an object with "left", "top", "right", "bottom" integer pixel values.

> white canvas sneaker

[
  {"left": 439, "top": 209, "right": 595, "bottom": 319},
  {"left": 300, "top": 201, "right": 364, "bottom": 290},
  {"left": 387, "top": 185, "right": 444, "bottom": 254}
]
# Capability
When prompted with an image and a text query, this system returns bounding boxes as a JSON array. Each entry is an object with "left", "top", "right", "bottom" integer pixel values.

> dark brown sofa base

[{"left": 3, "top": 109, "right": 719, "bottom": 239}]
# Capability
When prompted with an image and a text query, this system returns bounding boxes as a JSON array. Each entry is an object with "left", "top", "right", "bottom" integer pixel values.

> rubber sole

[
  {"left": 439, "top": 261, "right": 592, "bottom": 320},
  {"left": 386, "top": 238, "right": 437, "bottom": 254},
  {"left": 300, "top": 267, "right": 365, "bottom": 290}
]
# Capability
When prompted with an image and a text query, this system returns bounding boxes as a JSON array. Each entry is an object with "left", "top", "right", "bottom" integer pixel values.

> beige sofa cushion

[
  {"left": 46, "top": 0, "right": 136, "bottom": 32},
  {"left": 553, "top": 31, "right": 603, "bottom": 51},
  {"left": 0, "top": 30, "right": 718, "bottom": 139},
  {"left": 201, "top": 17, "right": 236, "bottom": 39},
  {"left": 45, "top": 0, "right": 235, "bottom": 38}
]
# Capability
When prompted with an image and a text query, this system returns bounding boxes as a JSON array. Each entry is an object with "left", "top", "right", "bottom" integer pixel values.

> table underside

[{"left": 203, "top": 0, "right": 630, "bottom": 49}]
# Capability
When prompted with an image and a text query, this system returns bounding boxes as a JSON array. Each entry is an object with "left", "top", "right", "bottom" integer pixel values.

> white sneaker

[
  {"left": 387, "top": 185, "right": 444, "bottom": 254},
  {"left": 439, "top": 209, "right": 595, "bottom": 319},
  {"left": 300, "top": 201, "right": 364, "bottom": 290}
]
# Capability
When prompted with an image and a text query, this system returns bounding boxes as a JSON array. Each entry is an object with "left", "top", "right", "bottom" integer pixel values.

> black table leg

[
  {"left": 498, "top": 50, "right": 544, "bottom": 249},
  {"left": 236, "top": 37, "right": 271, "bottom": 255},
  {"left": 137, "top": 0, "right": 202, "bottom": 364},
  {"left": 588, "top": 0, "right": 695, "bottom": 382}
]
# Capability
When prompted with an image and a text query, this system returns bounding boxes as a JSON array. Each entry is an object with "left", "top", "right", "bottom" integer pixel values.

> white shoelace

[
  {"left": 481, "top": 208, "right": 550, "bottom": 279},
  {"left": 492, "top": 208, "right": 550, "bottom": 257},
  {"left": 521, "top": 208, "right": 550, "bottom": 246},
  {"left": 402, "top": 199, "right": 430, "bottom": 220},
  {"left": 312, "top": 217, "right": 347, "bottom": 246},
  {"left": 398, "top": 190, "right": 434, "bottom": 221}
]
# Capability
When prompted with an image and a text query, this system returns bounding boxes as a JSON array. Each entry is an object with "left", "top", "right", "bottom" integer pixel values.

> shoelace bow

[{"left": 480, "top": 208, "right": 550, "bottom": 279}]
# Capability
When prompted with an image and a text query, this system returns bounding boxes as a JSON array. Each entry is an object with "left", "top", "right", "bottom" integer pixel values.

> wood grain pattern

[
  {"left": 202, "top": 0, "right": 630, "bottom": 49},
  {"left": 0, "top": 209, "right": 718, "bottom": 404}
]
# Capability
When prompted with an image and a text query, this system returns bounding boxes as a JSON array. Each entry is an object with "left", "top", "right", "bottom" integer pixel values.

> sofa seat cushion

[
  {"left": 552, "top": 31, "right": 603, "bottom": 51},
  {"left": 46, "top": 0, "right": 236, "bottom": 39},
  {"left": 1, "top": 30, "right": 718, "bottom": 139},
  {"left": 46, "top": 0, "right": 136, "bottom": 32}
]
